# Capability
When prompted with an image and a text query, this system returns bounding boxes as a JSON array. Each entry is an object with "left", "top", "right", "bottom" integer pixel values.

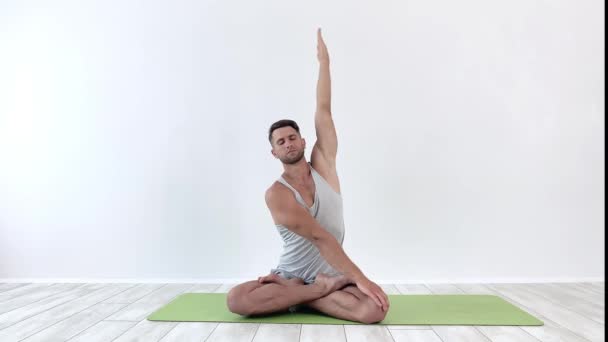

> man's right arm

[{"left": 265, "top": 187, "right": 366, "bottom": 283}]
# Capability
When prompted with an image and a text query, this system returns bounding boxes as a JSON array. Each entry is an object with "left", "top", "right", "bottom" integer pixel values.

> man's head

[{"left": 269, "top": 119, "right": 306, "bottom": 165}]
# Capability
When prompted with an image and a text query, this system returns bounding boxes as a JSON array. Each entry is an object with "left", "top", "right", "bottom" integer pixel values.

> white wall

[{"left": 0, "top": 0, "right": 604, "bottom": 284}]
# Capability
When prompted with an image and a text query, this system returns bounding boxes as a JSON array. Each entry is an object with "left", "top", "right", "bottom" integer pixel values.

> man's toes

[{"left": 259, "top": 274, "right": 280, "bottom": 283}]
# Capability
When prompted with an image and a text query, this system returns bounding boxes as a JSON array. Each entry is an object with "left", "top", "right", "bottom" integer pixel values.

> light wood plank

[
  {"left": 0, "top": 284, "right": 134, "bottom": 341},
  {"left": 489, "top": 283, "right": 604, "bottom": 342},
  {"left": 0, "top": 283, "right": 30, "bottom": 293},
  {"left": 0, "top": 283, "right": 56, "bottom": 302},
  {"left": 578, "top": 282, "right": 605, "bottom": 295},
  {"left": 564, "top": 283, "right": 605, "bottom": 305},
  {"left": 185, "top": 283, "right": 222, "bottom": 293},
  {"left": 2, "top": 281, "right": 594, "bottom": 342},
  {"left": 67, "top": 321, "right": 137, "bottom": 342},
  {"left": 158, "top": 322, "right": 217, "bottom": 341},
  {"left": 388, "top": 326, "right": 433, "bottom": 331},
  {"left": 105, "top": 284, "right": 196, "bottom": 321},
  {"left": 112, "top": 319, "right": 177, "bottom": 342},
  {"left": 424, "top": 284, "right": 464, "bottom": 294},
  {"left": 473, "top": 325, "right": 543, "bottom": 342},
  {"left": 344, "top": 325, "right": 395, "bottom": 342},
  {"left": 458, "top": 283, "right": 592, "bottom": 342},
  {"left": 380, "top": 284, "right": 400, "bottom": 294},
  {"left": 0, "top": 283, "right": 104, "bottom": 330},
  {"left": 390, "top": 329, "right": 443, "bottom": 342},
  {"left": 521, "top": 283, "right": 604, "bottom": 324},
  {"left": 0, "top": 283, "right": 220, "bottom": 342},
  {"left": 204, "top": 322, "right": 259, "bottom": 342},
  {"left": 214, "top": 283, "right": 239, "bottom": 293},
  {"left": 301, "top": 324, "right": 346, "bottom": 342},
  {"left": 0, "top": 283, "right": 89, "bottom": 315},
  {"left": 588, "top": 282, "right": 605, "bottom": 292},
  {"left": 21, "top": 303, "right": 127, "bottom": 342},
  {"left": 395, "top": 284, "right": 434, "bottom": 294},
  {"left": 252, "top": 323, "right": 300, "bottom": 341},
  {"left": 433, "top": 326, "right": 492, "bottom": 341},
  {"left": 102, "top": 283, "right": 165, "bottom": 304}
]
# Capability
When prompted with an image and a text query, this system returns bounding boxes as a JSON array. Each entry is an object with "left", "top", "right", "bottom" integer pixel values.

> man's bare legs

[
  {"left": 226, "top": 273, "right": 351, "bottom": 316},
  {"left": 259, "top": 274, "right": 386, "bottom": 323}
]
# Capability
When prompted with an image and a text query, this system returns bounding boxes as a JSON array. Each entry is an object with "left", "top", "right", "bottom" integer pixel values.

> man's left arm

[{"left": 315, "top": 28, "right": 337, "bottom": 162}]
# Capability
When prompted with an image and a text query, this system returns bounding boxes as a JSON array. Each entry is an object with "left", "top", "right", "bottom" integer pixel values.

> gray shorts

[{"left": 269, "top": 268, "right": 315, "bottom": 313}]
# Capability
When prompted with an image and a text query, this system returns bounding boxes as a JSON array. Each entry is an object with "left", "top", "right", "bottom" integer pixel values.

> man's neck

[{"left": 282, "top": 159, "right": 311, "bottom": 184}]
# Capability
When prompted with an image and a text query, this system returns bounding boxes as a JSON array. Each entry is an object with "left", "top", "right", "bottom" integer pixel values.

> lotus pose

[{"left": 226, "top": 28, "right": 390, "bottom": 324}]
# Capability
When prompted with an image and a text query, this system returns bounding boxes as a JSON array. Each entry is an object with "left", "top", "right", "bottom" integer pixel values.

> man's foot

[
  {"left": 313, "top": 273, "right": 352, "bottom": 295},
  {"left": 287, "top": 277, "right": 306, "bottom": 286},
  {"left": 258, "top": 274, "right": 305, "bottom": 287}
]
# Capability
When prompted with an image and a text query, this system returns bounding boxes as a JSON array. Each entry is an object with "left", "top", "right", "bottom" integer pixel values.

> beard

[{"left": 281, "top": 149, "right": 305, "bottom": 165}]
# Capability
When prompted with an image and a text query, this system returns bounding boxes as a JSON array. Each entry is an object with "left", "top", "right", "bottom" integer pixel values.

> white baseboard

[{"left": 0, "top": 276, "right": 604, "bottom": 284}]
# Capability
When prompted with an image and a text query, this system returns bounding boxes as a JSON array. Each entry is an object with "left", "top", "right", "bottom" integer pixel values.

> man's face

[{"left": 271, "top": 127, "right": 306, "bottom": 165}]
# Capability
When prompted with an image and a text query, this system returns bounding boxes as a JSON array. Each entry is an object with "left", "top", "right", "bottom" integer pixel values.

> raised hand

[{"left": 317, "top": 28, "right": 330, "bottom": 64}]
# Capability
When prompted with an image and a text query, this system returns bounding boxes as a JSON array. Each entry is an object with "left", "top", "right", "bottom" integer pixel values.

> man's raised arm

[
  {"left": 316, "top": 28, "right": 331, "bottom": 112},
  {"left": 314, "top": 28, "right": 338, "bottom": 162}
]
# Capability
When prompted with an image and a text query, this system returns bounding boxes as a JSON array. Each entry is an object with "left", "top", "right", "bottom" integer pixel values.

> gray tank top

[{"left": 270, "top": 161, "right": 345, "bottom": 284}]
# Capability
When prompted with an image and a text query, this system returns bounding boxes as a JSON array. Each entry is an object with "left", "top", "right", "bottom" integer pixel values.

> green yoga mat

[{"left": 148, "top": 293, "right": 544, "bottom": 325}]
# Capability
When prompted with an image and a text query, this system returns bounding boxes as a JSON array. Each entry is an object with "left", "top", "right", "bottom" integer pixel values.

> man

[{"left": 226, "top": 28, "right": 390, "bottom": 324}]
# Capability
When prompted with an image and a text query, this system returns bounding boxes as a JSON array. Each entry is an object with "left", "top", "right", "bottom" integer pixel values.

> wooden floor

[{"left": 0, "top": 281, "right": 603, "bottom": 342}]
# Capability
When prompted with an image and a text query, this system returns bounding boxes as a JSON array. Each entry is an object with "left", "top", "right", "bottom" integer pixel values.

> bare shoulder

[
  {"left": 264, "top": 183, "right": 302, "bottom": 227},
  {"left": 264, "top": 181, "right": 327, "bottom": 242},
  {"left": 265, "top": 182, "right": 296, "bottom": 211},
  {"left": 310, "top": 141, "right": 341, "bottom": 195},
  {"left": 265, "top": 182, "right": 288, "bottom": 202}
]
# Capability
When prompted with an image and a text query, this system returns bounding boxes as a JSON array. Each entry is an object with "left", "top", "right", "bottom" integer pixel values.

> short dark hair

[{"left": 268, "top": 119, "right": 300, "bottom": 145}]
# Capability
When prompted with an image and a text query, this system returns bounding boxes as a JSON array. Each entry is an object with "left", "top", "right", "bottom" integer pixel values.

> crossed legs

[
  {"left": 226, "top": 274, "right": 387, "bottom": 324},
  {"left": 304, "top": 284, "right": 387, "bottom": 324}
]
